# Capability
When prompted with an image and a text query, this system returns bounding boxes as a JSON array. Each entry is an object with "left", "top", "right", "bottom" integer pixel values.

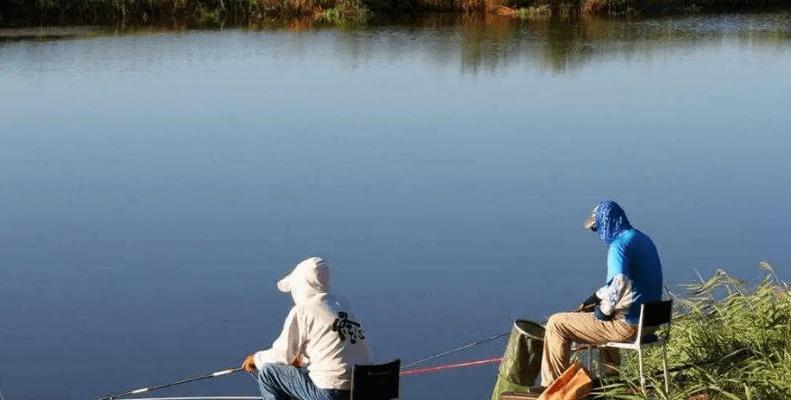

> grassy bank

[
  {"left": 1, "top": 0, "right": 790, "bottom": 26},
  {"left": 592, "top": 263, "right": 790, "bottom": 399}
]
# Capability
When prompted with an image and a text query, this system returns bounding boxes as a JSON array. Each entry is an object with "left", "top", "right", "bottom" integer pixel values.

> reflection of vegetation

[
  {"left": 594, "top": 264, "right": 791, "bottom": 399},
  {"left": 450, "top": 13, "right": 791, "bottom": 73},
  {"left": 581, "top": 0, "right": 639, "bottom": 15},
  {"left": 2, "top": 12, "right": 789, "bottom": 75},
  {"left": 515, "top": 5, "right": 552, "bottom": 18}
]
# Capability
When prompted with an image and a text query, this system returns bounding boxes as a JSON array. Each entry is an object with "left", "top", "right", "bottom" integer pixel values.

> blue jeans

[{"left": 257, "top": 363, "right": 350, "bottom": 400}]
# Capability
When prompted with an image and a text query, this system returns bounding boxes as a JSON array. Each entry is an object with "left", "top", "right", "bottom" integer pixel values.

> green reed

[{"left": 592, "top": 262, "right": 791, "bottom": 399}]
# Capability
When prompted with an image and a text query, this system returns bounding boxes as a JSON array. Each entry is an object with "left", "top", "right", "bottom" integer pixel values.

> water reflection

[
  {"left": 3, "top": 12, "right": 789, "bottom": 74},
  {"left": 368, "top": 12, "right": 791, "bottom": 73},
  {"left": 248, "top": 12, "right": 791, "bottom": 73}
]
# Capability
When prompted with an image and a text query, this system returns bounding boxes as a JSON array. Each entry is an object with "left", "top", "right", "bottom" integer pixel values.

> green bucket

[{"left": 490, "top": 320, "right": 545, "bottom": 400}]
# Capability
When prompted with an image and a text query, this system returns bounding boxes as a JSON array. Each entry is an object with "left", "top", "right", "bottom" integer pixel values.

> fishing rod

[{"left": 96, "top": 367, "right": 243, "bottom": 400}]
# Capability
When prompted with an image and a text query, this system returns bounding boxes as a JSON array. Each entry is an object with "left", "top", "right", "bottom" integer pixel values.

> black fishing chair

[
  {"left": 583, "top": 300, "right": 673, "bottom": 392},
  {"left": 350, "top": 359, "right": 401, "bottom": 400}
]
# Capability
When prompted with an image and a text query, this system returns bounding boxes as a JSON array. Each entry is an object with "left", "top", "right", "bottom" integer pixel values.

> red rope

[{"left": 399, "top": 357, "right": 502, "bottom": 376}]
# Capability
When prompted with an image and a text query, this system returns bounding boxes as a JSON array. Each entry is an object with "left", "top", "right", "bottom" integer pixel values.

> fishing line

[
  {"left": 402, "top": 316, "right": 552, "bottom": 369},
  {"left": 400, "top": 356, "right": 502, "bottom": 376},
  {"left": 96, "top": 367, "right": 243, "bottom": 400},
  {"left": 402, "top": 331, "right": 510, "bottom": 368}
]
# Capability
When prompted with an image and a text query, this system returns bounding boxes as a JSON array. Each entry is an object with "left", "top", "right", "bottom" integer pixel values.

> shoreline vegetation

[
  {"left": 0, "top": 0, "right": 789, "bottom": 26},
  {"left": 594, "top": 262, "right": 790, "bottom": 399}
]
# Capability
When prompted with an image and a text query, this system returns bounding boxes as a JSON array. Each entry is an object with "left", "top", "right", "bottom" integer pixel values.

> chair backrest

[
  {"left": 351, "top": 359, "right": 400, "bottom": 400},
  {"left": 641, "top": 300, "right": 673, "bottom": 327},
  {"left": 637, "top": 300, "right": 673, "bottom": 343}
]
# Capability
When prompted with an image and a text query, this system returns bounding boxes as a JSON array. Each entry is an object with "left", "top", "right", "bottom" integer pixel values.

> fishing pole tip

[{"left": 211, "top": 368, "right": 239, "bottom": 377}]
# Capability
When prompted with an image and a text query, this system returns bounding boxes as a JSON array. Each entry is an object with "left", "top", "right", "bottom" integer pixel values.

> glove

[
  {"left": 242, "top": 354, "right": 257, "bottom": 372},
  {"left": 594, "top": 306, "right": 613, "bottom": 321}
]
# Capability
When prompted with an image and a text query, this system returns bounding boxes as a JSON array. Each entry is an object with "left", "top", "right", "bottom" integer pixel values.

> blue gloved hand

[{"left": 594, "top": 306, "right": 612, "bottom": 321}]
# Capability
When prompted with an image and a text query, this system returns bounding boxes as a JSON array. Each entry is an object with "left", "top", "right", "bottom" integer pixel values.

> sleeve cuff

[{"left": 253, "top": 350, "right": 270, "bottom": 370}]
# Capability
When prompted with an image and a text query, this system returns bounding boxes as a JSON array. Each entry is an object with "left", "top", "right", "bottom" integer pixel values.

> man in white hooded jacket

[{"left": 242, "top": 257, "right": 372, "bottom": 400}]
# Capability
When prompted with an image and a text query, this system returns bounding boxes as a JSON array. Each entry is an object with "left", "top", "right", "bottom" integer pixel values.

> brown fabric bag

[{"left": 537, "top": 361, "right": 592, "bottom": 400}]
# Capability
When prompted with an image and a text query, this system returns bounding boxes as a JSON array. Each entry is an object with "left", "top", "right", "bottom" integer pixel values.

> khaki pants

[{"left": 540, "top": 312, "right": 636, "bottom": 386}]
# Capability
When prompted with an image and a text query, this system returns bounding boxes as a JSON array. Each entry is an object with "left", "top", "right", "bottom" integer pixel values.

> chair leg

[
  {"left": 637, "top": 347, "right": 645, "bottom": 393},
  {"left": 662, "top": 343, "right": 669, "bottom": 394}
]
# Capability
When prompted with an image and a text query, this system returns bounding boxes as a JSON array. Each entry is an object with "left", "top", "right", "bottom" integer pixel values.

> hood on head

[
  {"left": 593, "top": 200, "right": 632, "bottom": 244},
  {"left": 277, "top": 257, "right": 331, "bottom": 304}
]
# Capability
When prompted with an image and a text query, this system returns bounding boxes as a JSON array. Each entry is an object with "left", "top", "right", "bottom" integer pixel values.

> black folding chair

[{"left": 350, "top": 359, "right": 401, "bottom": 400}]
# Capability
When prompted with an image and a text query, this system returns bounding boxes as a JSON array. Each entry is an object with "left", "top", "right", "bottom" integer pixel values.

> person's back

[
  {"left": 292, "top": 293, "right": 372, "bottom": 389},
  {"left": 609, "top": 228, "right": 663, "bottom": 324},
  {"left": 243, "top": 257, "right": 372, "bottom": 400}
]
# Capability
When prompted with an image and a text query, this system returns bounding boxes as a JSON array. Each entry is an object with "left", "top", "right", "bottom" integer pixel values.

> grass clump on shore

[
  {"left": 321, "top": 0, "right": 372, "bottom": 25},
  {"left": 593, "top": 263, "right": 791, "bottom": 399}
]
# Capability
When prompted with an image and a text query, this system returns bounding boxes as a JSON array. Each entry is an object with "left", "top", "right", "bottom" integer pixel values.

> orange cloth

[{"left": 538, "top": 361, "right": 593, "bottom": 400}]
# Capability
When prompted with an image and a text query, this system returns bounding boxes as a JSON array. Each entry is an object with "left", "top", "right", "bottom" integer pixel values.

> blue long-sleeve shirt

[{"left": 595, "top": 228, "right": 663, "bottom": 325}]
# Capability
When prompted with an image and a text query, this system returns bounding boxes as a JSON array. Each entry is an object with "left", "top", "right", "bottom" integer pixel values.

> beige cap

[{"left": 584, "top": 205, "right": 598, "bottom": 231}]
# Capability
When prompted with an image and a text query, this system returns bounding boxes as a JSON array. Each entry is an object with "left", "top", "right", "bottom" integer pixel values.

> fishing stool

[
  {"left": 581, "top": 300, "right": 673, "bottom": 393},
  {"left": 350, "top": 359, "right": 400, "bottom": 400}
]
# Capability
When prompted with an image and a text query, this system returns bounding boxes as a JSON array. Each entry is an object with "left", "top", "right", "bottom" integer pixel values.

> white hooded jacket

[{"left": 253, "top": 257, "right": 373, "bottom": 390}]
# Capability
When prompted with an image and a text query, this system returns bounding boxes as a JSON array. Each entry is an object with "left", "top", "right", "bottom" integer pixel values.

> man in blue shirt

[{"left": 539, "top": 200, "right": 663, "bottom": 387}]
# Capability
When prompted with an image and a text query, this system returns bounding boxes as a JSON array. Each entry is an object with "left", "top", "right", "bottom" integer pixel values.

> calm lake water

[{"left": 1, "top": 12, "right": 791, "bottom": 400}]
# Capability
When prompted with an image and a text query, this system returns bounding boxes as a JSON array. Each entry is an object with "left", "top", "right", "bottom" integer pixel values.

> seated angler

[
  {"left": 539, "top": 201, "right": 663, "bottom": 388},
  {"left": 242, "top": 257, "right": 372, "bottom": 400}
]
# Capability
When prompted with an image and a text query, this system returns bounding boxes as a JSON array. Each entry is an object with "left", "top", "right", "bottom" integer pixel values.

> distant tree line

[{"left": 1, "top": 0, "right": 789, "bottom": 26}]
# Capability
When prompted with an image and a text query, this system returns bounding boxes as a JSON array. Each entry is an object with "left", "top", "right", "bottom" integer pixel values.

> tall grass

[{"left": 593, "top": 263, "right": 791, "bottom": 399}]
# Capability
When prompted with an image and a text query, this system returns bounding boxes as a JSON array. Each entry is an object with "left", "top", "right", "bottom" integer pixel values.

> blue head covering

[{"left": 594, "top": 200, "right": 632, "bottom": 244}]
